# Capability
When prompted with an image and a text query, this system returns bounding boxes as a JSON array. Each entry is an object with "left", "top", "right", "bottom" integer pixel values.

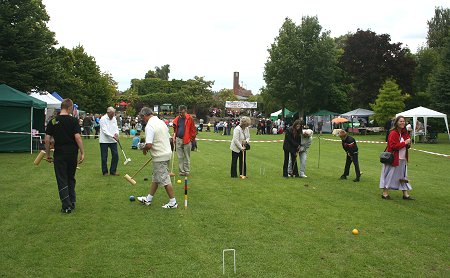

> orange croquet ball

[{"left": 352, "top": 229, "right": 359, "bottom": 235}]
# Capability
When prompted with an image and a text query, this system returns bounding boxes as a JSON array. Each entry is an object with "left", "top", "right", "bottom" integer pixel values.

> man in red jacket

[{"left": 172, "top": 105, "right": 197, "bottom": 176}]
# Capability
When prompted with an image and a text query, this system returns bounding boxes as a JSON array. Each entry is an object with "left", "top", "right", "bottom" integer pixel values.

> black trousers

[
  {"left": 53, "top": 154, "right": 77, "bottom": 210},
  {"left": 231, "top": 151, "right": 247, "bottom": 177},
  {"left": 83, "top": 127, "right": 91, "bottom": 139},
  {"left": 283, "top": 150, "right": 298, "bottom": 177},
  {"left": 343, "top": 153, "right": 361, "bottom": 177}
]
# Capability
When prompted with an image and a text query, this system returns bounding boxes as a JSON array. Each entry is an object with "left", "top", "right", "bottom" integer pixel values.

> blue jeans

[{"left": 100, "top": 143, "right": 119, "bottom": 175}]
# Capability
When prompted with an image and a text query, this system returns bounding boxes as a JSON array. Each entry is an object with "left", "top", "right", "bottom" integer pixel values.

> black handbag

[
  {"left": 242, "top": 128, "right": 250, "bottom": 151},
  {"left": 380, "top": 146, "right": 394, "bottom": 164}
]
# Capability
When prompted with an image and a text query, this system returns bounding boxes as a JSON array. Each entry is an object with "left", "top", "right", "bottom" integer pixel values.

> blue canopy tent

[{"left": 52, "top": 92, "right": 79, "bottom": 117}]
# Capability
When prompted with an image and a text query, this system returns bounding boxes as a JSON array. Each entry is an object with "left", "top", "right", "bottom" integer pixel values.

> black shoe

[
  {"left": 403, "top": 195, "right": 415, "bottom": 200},
  {"left": 71, "top": 202, "right": 76, "bottom": 210},
  {"left": 353, "top": 177, "right": 360, "bottom": 182},
  {"left": 61, "top": 208, "right": 72, "bottom": 214},
  {"left": 340, "top": 175, "right": 347, "bottom": 180},
  {"left": 381, "top": 195, "right": 392, "bottom": 200}
]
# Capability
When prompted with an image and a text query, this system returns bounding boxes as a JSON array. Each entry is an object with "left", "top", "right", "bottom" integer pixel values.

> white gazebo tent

[
  {"left": 396, "top": 106, "right": 450, "bottom": 141},
  {"left": 29, "top": 91, "right": 62, "bottom": 122}
]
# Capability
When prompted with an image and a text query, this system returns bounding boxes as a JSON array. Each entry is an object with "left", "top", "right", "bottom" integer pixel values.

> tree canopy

[
  {"left": 0, "top": 0, "right": 57, "bottom": 92},
  {"left": 340, "top": 29, "right": 415, "bottom": 108},
  {"left": 145, "top": 64, "right": 170, "bottom": 80},
  {"left": 427, "top": 7, "right": 450, "bottom": 48},
  {"left": 48, "top": 46, "right": 117, "bottom": 113},
  {"left": 264, "top": 16, "right": 338, "bottom": 117},
  {"left": 428, "top": 37, "right": 450, "bottom": 116},
  {"left": 370, "top": 79, "right": 405, "bottom": 125}
]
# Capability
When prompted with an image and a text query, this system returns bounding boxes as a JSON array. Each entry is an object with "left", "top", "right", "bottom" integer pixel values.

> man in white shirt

[
  {"left": 99, "top": 107, "right": 120, "bottom": 176},
  {"left": 137, "top": 107, "right": 178, "bottom": 209}
]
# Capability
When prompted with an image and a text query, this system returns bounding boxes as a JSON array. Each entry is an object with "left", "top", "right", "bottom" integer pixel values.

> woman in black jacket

[{"left": 283, "top": 119, "right": 302, "bottom": 177}]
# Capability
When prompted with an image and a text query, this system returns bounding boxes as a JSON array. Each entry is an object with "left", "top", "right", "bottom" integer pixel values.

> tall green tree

[
  {"left": 259, "top": 86, "right": 279, "bottom": 116},
  {"left": 340, "top": 30, "right": 415, "bottom": 108},
  {"left": 264, "top": 16, "right": 338, "bottom": 117},
  {"left": 145, "top": 64, "right": 170, "bottom": 80},
  {"left": 0, "top": 0, "right": 57, "bottom": 91},
  {"left": 428, "top": 38, "right": 450, "bottom": 116},
  {"left": 155, "top": 64, "right": 170, "bottom": 80},
  {"left": 370, "top": 79, "right": 405, "bottom": 125},
  {"left": 210, "top": 89, "right": 237, "bottom": 112},
  {"left": 427, "top": 7, "right": 450, "bottom": 48},
  {"left": 180, "top": 76, "right": 214, "bottom": 117},
  {"left": 413, "top": 46, "right": 440, "bottom": 93},
  {"left": 49, "top": 46, "right": 117, "bottom": 113}
]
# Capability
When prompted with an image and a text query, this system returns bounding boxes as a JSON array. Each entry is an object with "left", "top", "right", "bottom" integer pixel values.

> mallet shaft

[{"left": 131, "top": 157, "right": 152, "bottom": 179}]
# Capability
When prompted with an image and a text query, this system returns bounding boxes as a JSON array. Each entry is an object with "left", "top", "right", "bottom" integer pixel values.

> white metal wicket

[{"left": 222, "top": 248, "right": 236, "bottom": 275}]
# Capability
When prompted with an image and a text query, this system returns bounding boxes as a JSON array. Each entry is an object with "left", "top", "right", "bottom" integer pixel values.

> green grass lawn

[{"left": 1, "top": 130, "right": 449, "bottom": 277}]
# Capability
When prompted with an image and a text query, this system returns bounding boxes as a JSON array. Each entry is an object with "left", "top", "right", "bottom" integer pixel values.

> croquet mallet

[
  {"left": 117, "top": 139, "right": 131, "bottom": 165},
  {"left": 124, "top": 157, "right": 152, "bottom": 185}
]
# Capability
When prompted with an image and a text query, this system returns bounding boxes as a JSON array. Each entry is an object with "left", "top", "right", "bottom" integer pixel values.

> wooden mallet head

[
  {"left": 34, "top": 150, "right": 46, "bottom": 165},
  {"left": 123, "top": 157, "right": 152, "bottom": 186},
  {"left": 124, "top": 174, "right": 136, "bottom": 185}
]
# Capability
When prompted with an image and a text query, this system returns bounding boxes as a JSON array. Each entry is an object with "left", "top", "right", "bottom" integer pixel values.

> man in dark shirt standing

[
  {"left": 45, "top": 99, "right": 85, "bottom": 213},
  {"left": 82, "top": 113, "right": 93, "bottom": 139},
  {"left": 339, "top": 130, "right": 361, "bottom": 182}
]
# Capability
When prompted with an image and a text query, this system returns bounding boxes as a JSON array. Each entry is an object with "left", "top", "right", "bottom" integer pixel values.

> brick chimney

[{"left": 233, "top": 72, "right": 239, "bottom": 95}]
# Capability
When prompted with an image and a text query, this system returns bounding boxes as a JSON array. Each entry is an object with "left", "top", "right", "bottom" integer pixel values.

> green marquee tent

[
  {"left": 270, "top": 108, "right": 293, "bottom": 121},
  {"left": 307, "top": 109, "right": 340, "bottom": 133},
  {"left": 0, "top": 84, "right": 46, "bottom": 152}
]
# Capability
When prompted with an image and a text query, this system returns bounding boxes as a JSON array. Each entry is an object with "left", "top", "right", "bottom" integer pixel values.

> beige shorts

[{"left": 152, "top": 160, "right": 171, "bottom": 186}]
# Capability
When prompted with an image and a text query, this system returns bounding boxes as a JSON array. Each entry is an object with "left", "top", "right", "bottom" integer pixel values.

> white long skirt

[{"left": 379, "top": 159, "right": 412, "bottom": 190}]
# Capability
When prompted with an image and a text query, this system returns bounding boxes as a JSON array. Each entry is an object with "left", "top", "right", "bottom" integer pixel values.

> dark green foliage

[
  {"left": 145, "top": 64, "right": 170, "bottom": 80},
  {"left": 0, "top": 0, "right": 57, "bottom": 91},
  {"left": 340, "top": 30, "right": 415, "bottom": 108},
  {"left": 427, "top": 6, "right": 450, "bottom": 48},
  {"left": 131, "top": 78, "right": 186, "bottom": 95},
  {"left": 413, "top": 47, "right": 440, "bottom": 93},
  {"left": 428, "top": 38, "right": 450, "bottom": 116},
  {"left": 48, "top": 46, "right": 117, "bottom": 113}
]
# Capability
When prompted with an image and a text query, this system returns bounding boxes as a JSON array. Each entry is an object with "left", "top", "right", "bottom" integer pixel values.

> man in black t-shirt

[
  {"left": 45, "top": 99, "right": 85, "bottom": 213},
  {"left": 339, "top": 130, "right": 361, "bottom": 182}
]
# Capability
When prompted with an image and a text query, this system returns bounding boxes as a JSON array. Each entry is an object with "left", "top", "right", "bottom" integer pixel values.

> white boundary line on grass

[{"left": 196, "top": 137, "right": 450, "bottom": 158}]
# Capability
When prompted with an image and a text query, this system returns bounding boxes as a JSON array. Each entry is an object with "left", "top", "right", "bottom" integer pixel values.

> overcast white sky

[{"left": 42, "top": 0, "right": 448, "bottom": 93}]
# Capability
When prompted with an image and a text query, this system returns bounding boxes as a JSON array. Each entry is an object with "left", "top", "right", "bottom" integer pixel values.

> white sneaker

[
  {"left": 300, "top": 174, "right": 307, "bottom": 178},
  {"left": 137, "top": 196, "right": 152, "bottom": 206},
  {"left": 162, "top": 202, "right": 178, "bottom": 209}
]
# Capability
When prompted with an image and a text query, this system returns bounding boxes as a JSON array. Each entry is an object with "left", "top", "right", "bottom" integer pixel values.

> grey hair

[
  {"left": 178, "top": 105, "right": 187, "bottom": 111},
  {"left": 140, "top": 107, "right": 154, "bottom": 116},
  {"left": 107, "top": 106, "right": 115, "bottom": 113},
  {"left": 240, "top": 116, "right": 251, "bottom": 127}
]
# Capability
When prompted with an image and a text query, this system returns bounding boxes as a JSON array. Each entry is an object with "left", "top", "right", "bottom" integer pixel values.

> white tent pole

[
  {"left": 445, "top": 116, "right": 450, "bottom": 140},
  {"left": 30, "top": 107, "right": 33, "bottom": 154},
  {"left": 413, "top": 116, "right": 416, "bottom": 143},
  {"left": 424, "top": 117, "right": 428, "bottom": 137}
]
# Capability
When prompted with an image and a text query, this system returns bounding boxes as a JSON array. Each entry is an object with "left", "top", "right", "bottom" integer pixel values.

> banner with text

[{"left": 225, "top": 101, "right": 257, "bottom": 109}]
